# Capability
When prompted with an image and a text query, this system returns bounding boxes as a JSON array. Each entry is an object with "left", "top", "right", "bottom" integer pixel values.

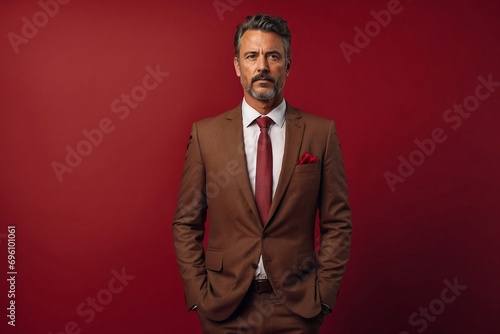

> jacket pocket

[
  {"left": 205, "top": 249, "right": 223, "bottom": 272},
  {"left": 294, "top": 162, "right": 320, "bottom": 174}
]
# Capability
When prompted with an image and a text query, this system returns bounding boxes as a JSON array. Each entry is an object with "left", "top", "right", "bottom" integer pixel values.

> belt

[{"left": 253, "top": 279, "right": 273, "bottom": 293}]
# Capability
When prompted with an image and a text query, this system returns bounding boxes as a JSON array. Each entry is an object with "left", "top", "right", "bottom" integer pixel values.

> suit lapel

[
  {"left": 267, "top": 106, "right": 304, "bottom": 226},
  {"left": 224, "top": 105, "right": 261, "bottom": 226}
]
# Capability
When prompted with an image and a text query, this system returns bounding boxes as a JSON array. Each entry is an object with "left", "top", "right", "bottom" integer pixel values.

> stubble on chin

[
  {"left": 249, "top": 89, "right": 276, "bottom": 101},
  {"left": 247, "top": 83, "right": 280, "bottom": 101}
]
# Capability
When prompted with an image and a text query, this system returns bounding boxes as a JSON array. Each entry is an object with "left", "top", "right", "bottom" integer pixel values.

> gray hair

[{"left": 234, "top": 14, "right": 291, "bottom": 60}]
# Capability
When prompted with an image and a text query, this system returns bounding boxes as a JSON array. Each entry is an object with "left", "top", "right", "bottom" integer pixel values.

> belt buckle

[
  {"left": 254, "top": 279, "right": 268, "bottom": 293},
  {"left": 255, "top": 280, "right": 263, "bottom": 293}
]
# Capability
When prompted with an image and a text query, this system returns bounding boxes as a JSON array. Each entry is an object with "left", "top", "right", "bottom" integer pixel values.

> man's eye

[
  {"left": 269, "top": 54, "right": 280, "bottom": 60},
  {"left": 246, "top": 54, "right": 256, "bottom": 59}
]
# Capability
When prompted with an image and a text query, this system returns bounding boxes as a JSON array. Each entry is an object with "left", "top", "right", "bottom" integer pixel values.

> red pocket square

[{"left": 296, "top": 152, "right": 319, "bottom": 165}]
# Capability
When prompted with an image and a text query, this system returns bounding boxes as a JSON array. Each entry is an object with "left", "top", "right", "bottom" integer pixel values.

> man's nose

[{"left": 256, "top": 55, "right": 269, "bottom": 72}]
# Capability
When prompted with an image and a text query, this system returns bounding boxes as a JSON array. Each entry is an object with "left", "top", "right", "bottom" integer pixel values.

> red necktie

[{"left": 255, "top": 117, "right": 274, "bottom": 225}]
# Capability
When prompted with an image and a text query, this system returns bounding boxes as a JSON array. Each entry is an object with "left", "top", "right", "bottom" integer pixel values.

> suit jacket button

[{"left": 262, "top": 233, "right": 268, "bottom": 239}]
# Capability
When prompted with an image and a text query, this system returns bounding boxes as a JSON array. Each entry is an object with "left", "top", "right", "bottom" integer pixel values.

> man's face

[{"left": 234, "top": 30, "right": 290, "bottom": 102}]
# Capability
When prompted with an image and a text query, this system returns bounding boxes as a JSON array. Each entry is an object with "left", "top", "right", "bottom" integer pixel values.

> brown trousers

[{"left": 197, "top": 287, "right": 325, "bottom": 334}]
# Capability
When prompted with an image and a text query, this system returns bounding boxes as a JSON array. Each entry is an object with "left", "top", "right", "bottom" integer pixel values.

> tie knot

[{"left": 256, "top": 117, "right": 274, "bottom": 129}]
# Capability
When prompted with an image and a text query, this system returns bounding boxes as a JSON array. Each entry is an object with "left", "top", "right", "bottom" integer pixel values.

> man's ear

[
  {"left": 234, "top": 56, "right": 241, "bottom": 77},
  {"left": 286, "top": 57, "right": 292, "bottom": 75}
]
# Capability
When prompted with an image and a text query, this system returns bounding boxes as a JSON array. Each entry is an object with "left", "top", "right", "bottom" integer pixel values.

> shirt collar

[{"left": 242, "top": 97, "right": 286, "bottom": 128}]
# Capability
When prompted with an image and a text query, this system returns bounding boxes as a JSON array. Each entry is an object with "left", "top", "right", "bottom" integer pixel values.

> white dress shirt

[{"left": 241, "top": 97, "right": 286, "bottom": 279}]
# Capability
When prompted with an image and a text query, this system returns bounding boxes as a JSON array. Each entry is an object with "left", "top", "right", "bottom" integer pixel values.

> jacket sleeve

[
  {"left": 172, "top": 122, "right": 208, "bottom": 310},
  {"left": 317, "top": 120, "right": 352, "bottom": 309}
]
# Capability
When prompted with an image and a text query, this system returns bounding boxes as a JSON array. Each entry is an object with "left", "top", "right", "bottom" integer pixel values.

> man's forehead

[{"left": 240, "top": 30, "right": 285, "bottom": 50}]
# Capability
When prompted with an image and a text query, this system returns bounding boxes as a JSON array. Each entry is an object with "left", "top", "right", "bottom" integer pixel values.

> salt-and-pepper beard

[
  {"left": 247, "top": 74, "right": 282, "bottom": 101},
  {"left": 247, "top": 84, "right": 281, "bottom": 100}
]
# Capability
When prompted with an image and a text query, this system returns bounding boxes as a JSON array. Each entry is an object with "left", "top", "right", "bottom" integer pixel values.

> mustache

[{"left": 251, "top": 73, "right": 275, "bottom": 84}]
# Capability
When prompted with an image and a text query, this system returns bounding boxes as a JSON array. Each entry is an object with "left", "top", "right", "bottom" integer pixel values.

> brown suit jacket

[{"left": 173, "top": 104, "right": 351, "bottom": 322}]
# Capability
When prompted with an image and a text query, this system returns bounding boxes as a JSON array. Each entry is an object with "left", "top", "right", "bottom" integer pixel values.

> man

[{"left": 173, "top": 14, "right": 351, "bottom": 333}]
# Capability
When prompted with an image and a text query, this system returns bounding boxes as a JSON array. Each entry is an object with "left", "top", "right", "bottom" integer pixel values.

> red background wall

[{"left": 1, "top": 0, "right": 499, "bottom": 333}]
